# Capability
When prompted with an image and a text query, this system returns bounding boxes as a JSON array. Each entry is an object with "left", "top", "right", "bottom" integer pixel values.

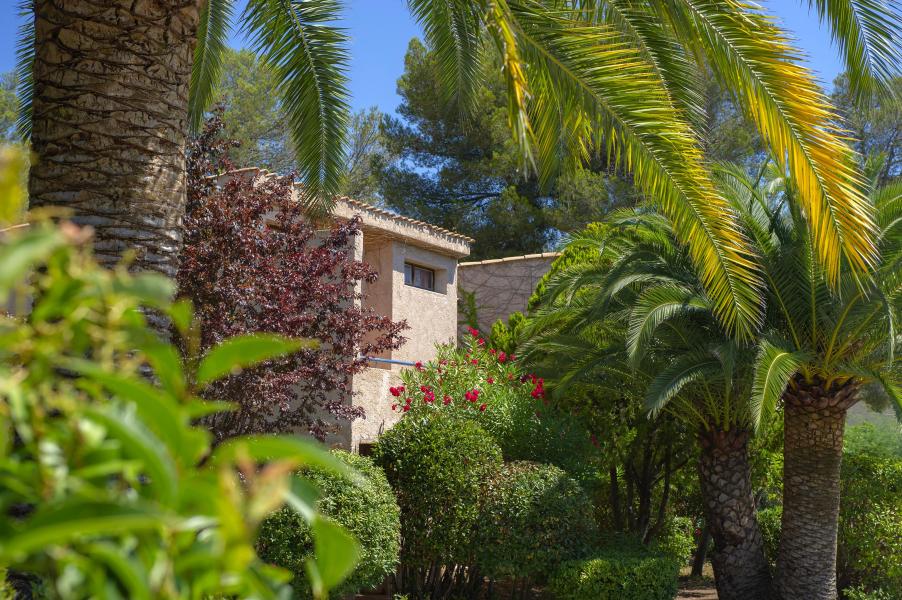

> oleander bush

[
  {"left": 391, "top": 331, "right": 600, "bottom": 484},
  {"left": 373, "top": 412, "right": 502, "bottom": 595},
  {"left": 548, "top": 540, "right": 679, "bottom": 600},
  {"left": 475, "top": 461, "right": 597, "bottom": 583},
  {"left": 257, "top": 450, "right": 401, "bottom": 599}
]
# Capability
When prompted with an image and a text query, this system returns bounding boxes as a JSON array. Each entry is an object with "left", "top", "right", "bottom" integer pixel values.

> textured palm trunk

[
  {"left": 28, "top": 0, "right": 201, "bottom": 280},
  {"left": 776, "top": 375, "right": 858, "bottom": 600},
  {"left": 697, "top": 427, "right": 772, "bottom": 600}
]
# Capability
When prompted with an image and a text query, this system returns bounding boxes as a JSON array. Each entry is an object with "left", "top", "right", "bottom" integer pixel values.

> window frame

[{"left": 404, "top": 262, "right": 436, "bottom": 292}]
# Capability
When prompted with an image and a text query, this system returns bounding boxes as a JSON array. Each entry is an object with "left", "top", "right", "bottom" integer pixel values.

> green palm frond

[
  {"left": 645, "top": 350, "right": 720, "bottom": 418},
  {"left": 406, "top": 0, "right": 484, "bottom": 115},
  {"left": 676, "top": 0, "right": 879, "bottom": 287},
  {"left": 750, "top": 340, "right": 810, "bottom": 431},
  {"left": 14, "top": 1, "right": 33, "bottom": 140},
  {"left": 804, "top": 0, "right": 902, "bottom": 102},
  {"left": 486, "top": 0, "right": 763, "bottom": 338},
  {"left": 188, "top": 0, "right": 235, "bottom": 133},
  {"left": 243, "top": 0, "right": 350, "bottom": 209},
  {"left": 626, "top": 283, "right": 710, "bottom": 364}
]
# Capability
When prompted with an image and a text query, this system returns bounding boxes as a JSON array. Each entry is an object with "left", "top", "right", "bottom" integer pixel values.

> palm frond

[
  {"left": 243, "top": 0, "right": 350, "bottom": 209},
  {"left": 407, "top": 0, "right": 484, "bottom": 116},
  {"left": 626, "top": 283, "right": 710, "bottom": 364},
  {"left": 750, "top": 339, "right": 810, "bottom": 431},
  {"left": 804, "top": 0, "right": 902, "bottom": 102},
  {"left": 14, "top": 1, "right": 33, "bottom": 140},
  {"left": 645, "top": 350, "right": 720, "bottom": 419},
  {"left": 488, "top": 0, "right": 764, "bottom": 338},
  {"left": 677, "top": 0, "right": 879, "bottom": 287},
  {"left": 188, "top": 0, "right": 235, "bottom": 133}
]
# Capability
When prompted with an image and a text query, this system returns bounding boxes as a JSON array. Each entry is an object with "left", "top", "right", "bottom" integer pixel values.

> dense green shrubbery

[
  {"left": 548, "top": 542, "right": 679, "bottom": 600},
  {"left": 475, "top": 461, "right": 597, "bottom": 581},
  {"left": 257, "top": 451, "right": 401, "bottom": 598},
  {"left": 838, "top": 453, "right": 902, "bottom": 595},
  {"left": 757, "top": 505, "right": 782, "bottom": 566},
  {"left": 651, "top": 515, "right": 695, "bottom": 567},
  {"left": 373, "top": 413, "right": 502, "bottom": 567}
]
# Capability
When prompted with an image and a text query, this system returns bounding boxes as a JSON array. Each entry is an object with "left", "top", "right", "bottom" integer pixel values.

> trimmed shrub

[
  {"left": 373, "top": 413, "right": 503, "bottom": 567},
  {"left": 475, "top": 461, "right": 597, "bottom": 581},
  {"left": 257, "top": 450, "right": 401, "bottom": 599},
  {"left": 838, "top": 453, "right": 902, "bottom": 595},
  {"left": 549, "top": 543, "right": 679, "bottom": 600},
  {"left": 651, "top": 515, "right": 695, "bottom": 567}
]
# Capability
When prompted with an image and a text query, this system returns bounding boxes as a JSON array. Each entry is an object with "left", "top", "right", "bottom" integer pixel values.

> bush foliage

[
  {"left": 0, "top": 204, "right": 358, "bottom": 597},
  {"left": 373, "top": 413, "right": 502, "bottom": 567},
  {"left": 257, "top": 451, "right": 400, "bottom": 599},
  {"left": 476, "top": 461, "right": 597, "bottom": 581},
  {"left": 548, "top": 542, "right": 679, "bottom": 600}
]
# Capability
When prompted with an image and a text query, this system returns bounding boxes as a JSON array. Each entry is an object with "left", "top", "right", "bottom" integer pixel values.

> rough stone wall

[{"left": 458, "top": 253, "right": 558, "bottom": 334}]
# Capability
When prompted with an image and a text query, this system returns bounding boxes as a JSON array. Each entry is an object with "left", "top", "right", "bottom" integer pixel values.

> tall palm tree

[
  {"left": 521, "top": 210, "right": 773, "bottom": 600},
  {"left": 17, "top": 1, "right": 898, "bottom": 337},
  {"left": 729, "top": 162, "right": 901, "bottom": 599},
  {"left": 18, "top": 0, "right": 349, "bottom": 280}
]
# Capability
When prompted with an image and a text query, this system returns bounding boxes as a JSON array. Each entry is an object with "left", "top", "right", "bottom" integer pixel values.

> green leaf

[
  {"left": 0, "top": 501, "right": 162, "bottom": 560},
  {"left": 0, "top": 226, "right": 64, "bottom": 294},
  {"left": 85, "top": 542, "right": 151, "bottom": 600},
  {"left": 195, "top": 334, "right": 317, "bottom": 386},
  {"left": 111, "top": 272, "right": 176, "bottom": 308},
  {"left": 304, "top": 517, "right": 359, "bottom": 599},
  {"left": 751, "top": 340, "right": 810, "bottom": 431},
  {"left": 83, "top": 406, "right": 179, "bottom": 505}
]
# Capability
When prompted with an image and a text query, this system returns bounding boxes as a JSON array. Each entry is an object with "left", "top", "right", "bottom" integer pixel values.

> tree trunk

[
  {"left": 697, "top": 427, "right": 772, "bottom": 600},
  {"left": 28, "top": 1, "right": 200, "bottom": 281},
  {"left": 776, "top": 375, "right": 858, "bottom": 600}
]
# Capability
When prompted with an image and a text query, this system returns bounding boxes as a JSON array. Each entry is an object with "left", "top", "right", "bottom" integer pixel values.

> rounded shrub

[
  {"left": 373, "top": 412, "right": 503, "bottom": 567},
  {"left": 651, "top": 515, "right": 695, "bottom": 567},
  {"left": 548, "top": 543, "right": 679, "bottom": 600},
  {"left": 256, "top": 450, "right": 400, "bottom": 599},
  {"left": 475, "top": 461, "right": 597, "bottom": 581}
]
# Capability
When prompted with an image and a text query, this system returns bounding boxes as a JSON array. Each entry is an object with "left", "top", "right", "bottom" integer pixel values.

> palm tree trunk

[
  {"left": 697, "top": 427, "right": 772, "bottom": 600},
  {"left": 776, "top": 376, "right": 858, "bottom": 600},
  {"left": 28, "top": 1, "right": 200, "bottom": 281}
]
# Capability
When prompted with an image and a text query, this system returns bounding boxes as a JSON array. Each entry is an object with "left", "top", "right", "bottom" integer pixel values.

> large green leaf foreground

[{"left": 0, "top": 215, "right": 359, "bottom": 599}]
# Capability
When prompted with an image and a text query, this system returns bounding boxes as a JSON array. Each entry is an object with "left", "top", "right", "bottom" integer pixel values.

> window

[{"left": 404, "top": 263, "right": 435, "bottom": 291}]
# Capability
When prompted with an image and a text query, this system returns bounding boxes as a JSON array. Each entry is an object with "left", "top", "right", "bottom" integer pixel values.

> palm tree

[
  {"left": 521, "top": 210, "right": 773, "bottom": 600},
  {"left": 18, "top": 0, "right": 349, "bottom": 280},
  {"left": 729, "top": 162, "right": 901, "bottom": 599},
  {"left": 17, "top": 1, "right": 897, "bottom": 337}
]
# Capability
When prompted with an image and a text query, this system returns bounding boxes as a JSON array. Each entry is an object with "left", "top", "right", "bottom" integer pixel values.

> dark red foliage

[{"left": 180, "top": 115, "right": 407, "bottom": 441}]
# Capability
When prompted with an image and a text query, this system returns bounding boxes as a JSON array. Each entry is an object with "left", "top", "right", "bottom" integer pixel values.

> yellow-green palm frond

[
  {"left": 675, "top": 0, "right": 879, "bottom": 288},
  {"left": 484, "top": 0, "right": 764, "bottom": 338},
  {"left": 804, "top": 0, "right": 902, "bottom": 103}
]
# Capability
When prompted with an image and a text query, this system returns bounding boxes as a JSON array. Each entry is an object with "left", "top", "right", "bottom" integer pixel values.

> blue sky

[{"left": 0, "top": 1, "right": 844, "bottom": 115}]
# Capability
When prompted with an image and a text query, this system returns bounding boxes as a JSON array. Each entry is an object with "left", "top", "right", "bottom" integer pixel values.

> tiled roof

[{"left": 336, "top": 195, "right": 475, "bottom": 244}]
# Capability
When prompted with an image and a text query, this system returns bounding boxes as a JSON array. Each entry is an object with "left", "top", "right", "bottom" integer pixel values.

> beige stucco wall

[{"left": 458, "top": 253, "right": 558, "bottom": 334}]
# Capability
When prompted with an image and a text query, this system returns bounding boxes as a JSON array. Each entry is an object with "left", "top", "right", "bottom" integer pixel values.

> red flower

[
  {"left": 487, "top": 377, "right": 494, "bottom": 384},
  {"left": 464, "top": 389, "right": 481, "bottom": 402},
  {"left": 470, "top": 359, "right": 478, "bottom": 365},
  {"left": 402, "top": 404, "right": 410, "bottom": 412},
  {"left": 420, "top": 385, "right": 432, "bottom": 393},
  {"left": 467, "top": 326, "right": 479, "bottom": 337},
  {"left": 443, "top": 395, "right": 452, "bottom": 405},
  {"left": 510, "top": 354, "right": 516, "bottom": 361},
  {"left": 477, "top": 338, "right": 485, "bottom": 346},
  {"left": 391, "top": 404, "right": 398, "bottom": 411},
  {"left": 390, "top": 387, "right": 402, "bottom": 397},
  {"left": 497, "top": 351, "right": 506, "bottom": 363},
  {"left": 479, "top": 403, "right": 487, "bottom": 412},
  {"left": 414, "top": 361, "right": 424, "bottom": 371}
]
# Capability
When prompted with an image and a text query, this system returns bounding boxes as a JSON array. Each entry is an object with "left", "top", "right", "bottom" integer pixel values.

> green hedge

[
  {"left": 256, "top": 450, "right": 400, "bottom": 599},
  {"left": 373, "top": 413, "right": 503, "bottom": 566},
  {"left": 475, "top": 461, "right": 597, "bottom": 581},
  {"left": 651, "top": 516, "right": 695, "bottom": 567},
  {"left": 548, "top": 543, "right": 679, "bottom": 600}
]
